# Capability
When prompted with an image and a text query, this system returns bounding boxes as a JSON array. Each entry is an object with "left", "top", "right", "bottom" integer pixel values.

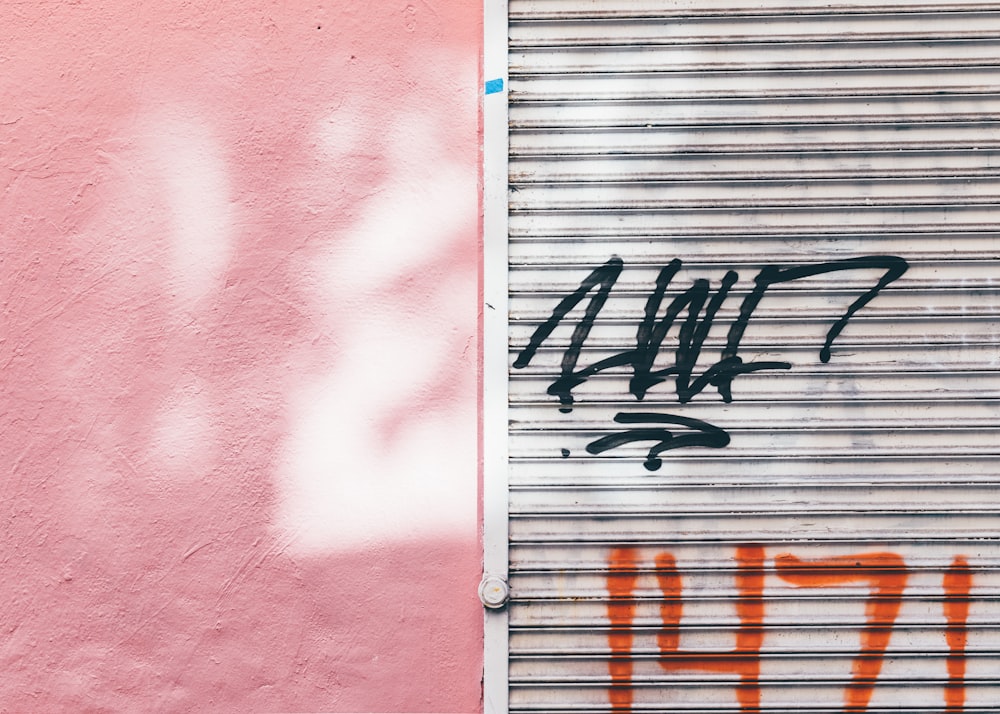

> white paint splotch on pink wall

[
  {"left": 138, "top": 110, "right": 236, "bottom": 309},
  {"left": 279, "top": 69, "right": 478, "bottom": 551},
  {"left": 0, "top": 2, "right": 480, "bottom": 711}
]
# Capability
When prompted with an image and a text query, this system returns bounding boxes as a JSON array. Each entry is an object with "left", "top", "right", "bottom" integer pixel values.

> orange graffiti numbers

[{"left": 607, "top": 547, "right": 973, "bottom": 713}]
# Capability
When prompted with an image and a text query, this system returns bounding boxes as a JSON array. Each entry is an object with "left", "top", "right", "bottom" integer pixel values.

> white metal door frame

[{"left": 482, "top": 0, "right": 510, "bottom": 711}]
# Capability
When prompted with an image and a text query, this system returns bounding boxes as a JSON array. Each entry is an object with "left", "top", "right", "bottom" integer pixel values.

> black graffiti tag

[
  {"left": 585, "top": 412, "right": 731, "bottom": 471},
  {"left": 513, "top": 255, "right": 908, "bottom": 468}
]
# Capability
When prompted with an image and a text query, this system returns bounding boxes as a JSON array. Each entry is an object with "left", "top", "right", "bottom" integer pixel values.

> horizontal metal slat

[
  {"left": 509, "top": 257, "right": 998, "bottom": 285},
  {"left": 508, "top": 203, "right": 1000, "bottom": 237},
  {"left": 511, "top": 620, "right": 1000, "bottom": 634},
  {"left": 510, "top": 683, "right": 1000, "bottom": 710},
  {"left": 511, "top": 67, "right": 1000, "bottom": 104},
  {"left": 509, "top": 121, "right": 1000, "bottom": 155},
  {"left": 509, "top": 233, "right": 1000, "bottom": 266},
  {"left": 509, "top": 274, "right": 993, "bottom": 303},
  {"left": 510, "top": 672, "right": 1000, "bottom": 686},
  {"left": 510, "top": 704, "right": 1000, "bottom": 713},
  {"left": 510, "top": 541, "right": 1000, "bottom": 572},
  {"left": 510, "top": 38, "right": 1000, "bottom": 73},
  {"left": 510, "top": 504, "right": 1000, "bottom": 518},
  {"left": 508, "top": 317, "right": 1000, "bottom": 348},
  {"left": 509, "top": 339, "right": 999, "bottom": 365},
  {"left": 509, "top": 177, "right": 1000, "bottom": 211},
  {"left": 511, "top": 382, "right": 1000, "bottom": 404},
  {"left": 509, "top": 429, "right": 1000, "bottom": 461},
  {"left": 511, "top": 594, "right": 1000, "bottom": 611},
  {"left": 509, "top": 149, "right": 1000, "bottom": 182},
  {"left": 509, "top": 599, "right": 1000, "bottom": 628},
  {"left": 510, "top": 402, "right": 1000, "bottom": 432},
  {"left": 511, "top": 643, "right": 1000, "bottom": 658},
  {"left": 508, "top": 457, "right": 1000, "bottom": 487},
  {"left": 509, "top": 482, "right": 1000, "bottom": 513},
  {"left": 509, "top": 1, "right": 1000, "bottom": 21},
  {"left": 509, "top": 571, "right": 1000, "bottom": 599},
  {"left": 508, "top": 513, "right": 1000, "bottom": 542},
  {"left": 509, "top": 9, "right": 1000, "bottom": 45},
  {"left": 509, "top": 704, "right": 1000, "bottom": 713},
  {"left": 509, "top": 94, "right": 1000, "bottom": 129}
]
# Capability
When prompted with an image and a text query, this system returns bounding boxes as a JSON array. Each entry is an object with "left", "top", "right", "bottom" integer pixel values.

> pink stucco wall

[{"left": 0, "top": 2, "right": 482, "bottom": 711}]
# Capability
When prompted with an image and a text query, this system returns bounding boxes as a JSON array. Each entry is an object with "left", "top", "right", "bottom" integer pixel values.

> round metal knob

[{"left": 478, "top": 575, "right": 510, "bottom": 609}]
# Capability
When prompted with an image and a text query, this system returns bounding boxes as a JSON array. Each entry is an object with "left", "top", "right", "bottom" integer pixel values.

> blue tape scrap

[{"left": 485, "top": 78, "right": 504, "bottom": 95}]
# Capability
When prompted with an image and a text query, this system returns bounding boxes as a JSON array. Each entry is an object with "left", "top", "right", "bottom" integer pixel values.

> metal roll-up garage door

[{"left": 482, "top": 2, "right": 1000, "bottom": 712}]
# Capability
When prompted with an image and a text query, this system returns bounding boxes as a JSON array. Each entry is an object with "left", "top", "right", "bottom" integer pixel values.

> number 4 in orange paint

[
  {"left": 606, "top": 546, "right": 766, "bottom": 712},
  {"left": 657, "top": 546, "right": 766, "bottom": 711}
]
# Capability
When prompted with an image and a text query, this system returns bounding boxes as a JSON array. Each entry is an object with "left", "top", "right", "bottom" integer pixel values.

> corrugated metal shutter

[{"left": 486, "top": 2, "right": 1000, "bottom": 712}]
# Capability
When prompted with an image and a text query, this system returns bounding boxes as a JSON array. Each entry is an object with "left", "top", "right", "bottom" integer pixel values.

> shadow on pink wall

[{"left": 0, "top": 2, "right": 481, "bottom": 710}]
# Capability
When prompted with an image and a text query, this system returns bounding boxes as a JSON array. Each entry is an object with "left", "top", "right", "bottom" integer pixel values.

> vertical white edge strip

[{"left": 482, "top": 0, "right": 510, "bottom": 712}]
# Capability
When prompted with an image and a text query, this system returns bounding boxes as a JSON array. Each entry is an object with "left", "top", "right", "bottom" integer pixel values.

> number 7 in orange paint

[{"left": 774, "top": 552, "right": 908, "bottom": 713}]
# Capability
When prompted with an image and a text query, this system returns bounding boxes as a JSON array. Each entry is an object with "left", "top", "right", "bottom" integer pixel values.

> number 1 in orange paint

[
  {"left": 606, "top": 547, "right": 640, "bottom": 712},
  {"left": 944, "top": 556, "right": 973, "bottom": 713}
]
